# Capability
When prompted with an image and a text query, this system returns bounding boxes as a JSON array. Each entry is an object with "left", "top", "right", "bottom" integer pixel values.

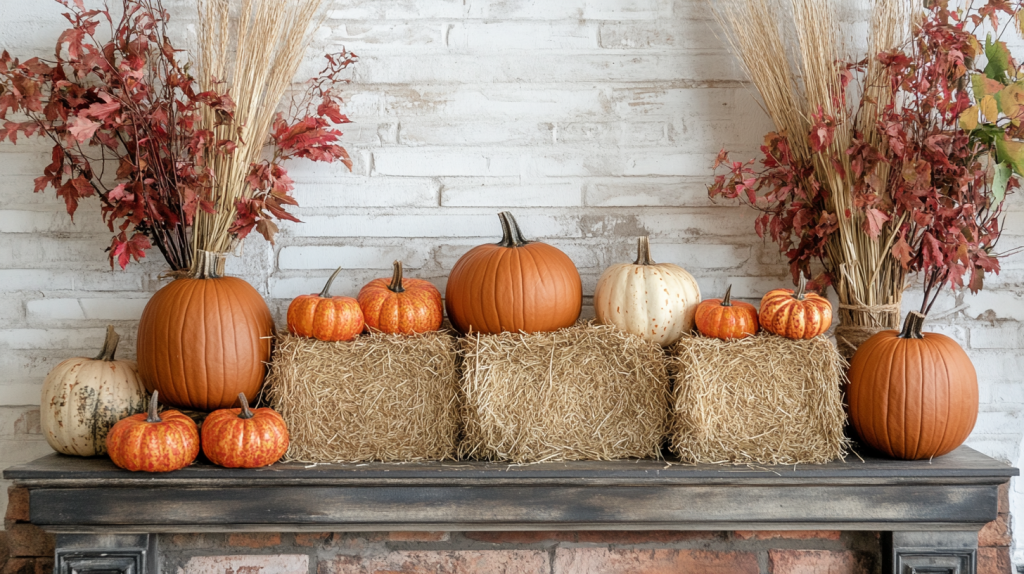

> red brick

[
  {"left": 319, "top": 550, "right": 548, "bottom": 574},
  {"left": 294, "top": 532, "right": 331, "bottom": 547},
  {"left": 978, "top": 547, "right": 1012, "bottom": 574},
  {"left": 464, "top": 531, "right": 575, "bottom": 544},
  {"left": 0, "top": 531, "right": 10, "bottom": 568},
  {"left": 2, "top": 558, "right": 52, "bottom": 574},
  {"left": 226, "top": 533, "right": 282, "bottom": 549},
  {"left": 998, "top": 482, "right": 1010, "bottom": 514},
  {"left": 769, "top": 550, "right": 872, "bottom": 574},
  {"left": 979, "top": 514, "right": 1012, "bottom": 548},
  {"left": 575, "top": 531, "right": 722, "bottom": 544},
  {"left": 5, "top": 488, "right": 29, "bottom": 523},
  {"left": 553, "top": 548, "right": 759, "bottom": 574},
  {"left": 387, "top": 532, "right": 449, "bottom": 542},
  {"left": 5, "top": 525, "right": 53, "bottom": 558},
  {"left": 735, "top": 530, "right": 841, "bottom": 541}
]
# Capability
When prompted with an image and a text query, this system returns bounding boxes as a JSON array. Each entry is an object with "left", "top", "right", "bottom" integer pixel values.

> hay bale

[
  {"left": 459, "top": 322, "right": 669, "bottom": 463},
  {"left": 265, "top": 331, "right": 459, "bottom": 462},
  {"left": 668, "top": 333, "right": 849, "bottom": 465}
]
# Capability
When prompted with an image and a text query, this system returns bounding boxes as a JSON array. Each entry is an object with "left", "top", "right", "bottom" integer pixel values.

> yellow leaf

[
  {"left": 996, "top": 81, "right": 1024, "bottom": 118},
  {"left": 960, "top": 105, "right": 980, "bottom": 130},
  {"left": 969, "top": 35, "right": 982, "bottom": 59},
  {"left": 981, "top": 95, "right": 1000, "bottom": 122}
]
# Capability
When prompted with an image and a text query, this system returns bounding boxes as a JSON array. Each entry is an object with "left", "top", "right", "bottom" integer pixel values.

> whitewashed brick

[
  {"left": 0, "top": 328, "right": 110, "bottom": 350},
  {"left": 598, "top": 20, "right": 721, "bottom": 50},
  {"left": 288, "top": 213, "right": 580, "bottom": 239},
  {"left": 26, "top": 298, "right": 148, "bottom": 321},
  {"left": 291, "top": 178, "right": 438, "bottom": 208},
  {"left": 971, "top": 325, "right": 1024, "bottom": 350},
  {"left": 441, "top": 184, "right": 582, "bottom": 207},
  {"left": 585, "top": 179, "right": 711, "bottom": 207},
  {"left": 181, "top": 555, "right": 308, "bottom": 574},
  {"left": 374, "top": 149, "right": 522, "bottom": 177},
  {"left": 648, "top": 244, "right": 751, "bottom": 270},
  {"left": 624, "top": 152, "right": 716, "bottom": 176},
  {"left": 0, "top": 208, "right": 109, "bottom": 234},
  {"left": 278, "top": 245, "right": 431, "bottom": 270},
  {"left": 964, "top": 289, "right": 1024, "bottom": 321}
]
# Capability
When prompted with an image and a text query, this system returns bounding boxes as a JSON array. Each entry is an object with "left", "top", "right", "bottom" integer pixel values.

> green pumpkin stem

[
  {"left": 634, "top": 236, "right": 656, "bottom": 265},
  {"left": 497, "top": 212, "right": 528, "bottom": 247},
  {"left": 388, "top": 260, "right": 406, "bottom": 293},
  {"left": 793, "top": 275, "right": 808, "bottom": 301},
  {"left": 721, "top": 285, "right": 733, "bottom": 307},
  {"left": 898, "top": 311, "right": 926, "bottom": 340},
  {"left": 146, "top": 391, "right": 162, "bottom": 424},
  {"left": 319, "top": 267, "right": 343, "bottom": 298},
  {"left": 237, "top": 393, "right": 255, "bottom": 420},
  {"left": 94, "top": 325, "right": 120, "bottom": 361}
]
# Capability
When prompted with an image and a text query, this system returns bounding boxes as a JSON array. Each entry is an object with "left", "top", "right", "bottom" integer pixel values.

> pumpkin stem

[
  {"left": 634, "top": 236, "right": 656, "bottom": 265},
  {"left": 146, "top": 391, "right": 162, "bottom": 424},
  {"left": 319, "top": 267, "right": 343, "bottom": 298},
  {"left": 793, "top": 275, "right": 808, "bottom": 301},
  {"left": 497, "top": 212, "right": 528, "bottom": 247},
  {"left": 237, "top": 393, "right": 255, "bottom": 420},
  {"left": 898, "top": 311, "right": 926, "bottom": 340},
  {"left": 191, "top": 250, "right": 226, "bottom": 279},
  {"left": 721, "top": 285, "right": 733, "bottom": 307},
  {"left": 388, "top": 260, "right": 406, "bottom": 293},
  {"left": 94, "top": 325, "right": 120, "bottom": 361}
]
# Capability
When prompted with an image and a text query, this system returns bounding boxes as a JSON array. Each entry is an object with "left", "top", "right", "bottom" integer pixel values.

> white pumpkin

[
  {"left": 594, "top": 237, "right": 702, "bottom": 346},
  {"left": 41, "top": 326, "right": 148, "bottom": 456}
]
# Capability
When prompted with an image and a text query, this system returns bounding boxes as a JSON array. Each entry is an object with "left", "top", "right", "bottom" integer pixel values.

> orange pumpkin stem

[
  {"left": 319, "top": 267, "right": 343, "bottom": 298},
  {"left": 898, "top": 311, "right": 926, "bottom": 340},
  {"left": 237, "top": 392, "right": 255, "bottom": 420},
  {"left": 793, "top": 275, "right": 808, "bottom": 301},
  {"left": 497, "top": 212, "right": 528, "bottom": 247},
  {"left": 633, "top": 236, "right": 656, "bottom": 265},
  {"left": 93, "top": 325, "right": 120, "bottom": 361},
  {"left": 721, "top": 285, "right": 733, "bottom": 307},
  {"left": 388, "top": 260, "right": 406, "bottom": 293},
  {"left": 146, "top": 391, "right": 162, "bottom": 424}
]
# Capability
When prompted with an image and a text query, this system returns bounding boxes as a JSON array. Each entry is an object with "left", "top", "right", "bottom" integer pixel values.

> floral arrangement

[
  {"left": 708, "top": 0, "right": 1022, "bottom": 354},
  {"left": 0, "top": 0, "right": 354, "bottom": 271}
]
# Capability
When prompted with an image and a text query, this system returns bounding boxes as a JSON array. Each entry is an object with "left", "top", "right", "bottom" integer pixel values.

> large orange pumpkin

[
  {"left": 287, "top": 267, "right": 365, "bottom": 341},
  {"left": 137, "top": 251, "right": 274, "bottom": 411},
  {"left": 694, "top": 285, "right": 759, "bottom": 340},
  {"left": 848, "top": 311, "right": 978, "bottom": 460},
  {"left": 106, "top": 391, "right": 199, "bottom": 473},
  {"left": 758, "top": 275, "right": 833, "bottom": 339},
  {"left": 202, "top": 393, "right": 290, "bottom": 468},
  {"left": 358, "top": 260, "right": 443, "bottom": 334},
  {"left": 445, "top": 212, "right": 582, "bottom": 334}
]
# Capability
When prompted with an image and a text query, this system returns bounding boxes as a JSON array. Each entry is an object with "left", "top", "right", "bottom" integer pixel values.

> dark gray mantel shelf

[{"left": 5, "top": 446, "right": 1018, "bottom": 574}]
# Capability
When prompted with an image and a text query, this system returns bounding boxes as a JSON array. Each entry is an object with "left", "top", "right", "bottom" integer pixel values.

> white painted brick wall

[{"left": 1, "top": 0, "right": 1024, "bottom": 564}]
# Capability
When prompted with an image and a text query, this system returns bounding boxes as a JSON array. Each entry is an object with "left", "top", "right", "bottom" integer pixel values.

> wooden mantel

[{"left": 5, "top": 446, "right": 1018, "bottom": 574}]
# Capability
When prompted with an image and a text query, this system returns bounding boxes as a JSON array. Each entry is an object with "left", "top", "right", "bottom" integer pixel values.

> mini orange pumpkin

[
  {"left": 695, "top": 285, "right": 759, "bottom": 340},
  {"left": 759, "top": 276, "right": 832, "bottom": 339},
  {"left": 358, "top": 261, "right": 443, "bottom": 334},
  {"left": 287, "top": 267, "right": 365, "bottom": 342},
  {"left": 848, "top": 312, "right": 978, "bottom": 460},
  {"left": 201, "top": 393, "right": 290, "bottom": 468},
  {"left": 106, "top": 391, "right": 199, "bottom": 473}
]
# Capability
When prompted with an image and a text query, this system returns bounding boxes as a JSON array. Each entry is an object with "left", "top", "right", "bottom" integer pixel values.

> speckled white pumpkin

[
  {"left": 594, "top": 237, "right": 702, "bottom": 346},
  {"left": 41, "top": 326, "right": 148, "bottom": 456}
]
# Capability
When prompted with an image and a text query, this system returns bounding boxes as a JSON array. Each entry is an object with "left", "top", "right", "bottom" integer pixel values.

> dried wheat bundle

[
  {"left": 669, "top": 333, "right": 849, "bottom": 465},
  {"left": 191, "top": 0, "right": 326, "bottom": 268},
  {"left": 459, "top": 322, "right": 670, "bottom": 463},
  {"left": 264, "top": 332, "right": 460, "bottom": 463}
]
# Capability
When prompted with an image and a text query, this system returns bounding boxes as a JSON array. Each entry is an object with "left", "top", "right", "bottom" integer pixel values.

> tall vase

[{"left": 136, "top": 250, "right": 275, "bottom": 411}]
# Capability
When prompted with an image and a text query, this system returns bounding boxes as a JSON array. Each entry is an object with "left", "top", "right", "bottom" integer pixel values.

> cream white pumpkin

[
  {"left": 594, "top": 237, "right": 702, "bottom": 346},
  {"left": 41, "top": 326, "right": 148, "bottom": 456}
]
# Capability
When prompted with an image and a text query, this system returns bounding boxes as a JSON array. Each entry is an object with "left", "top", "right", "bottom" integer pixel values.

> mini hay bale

[
  {"left": 668, "top": 333, "right": 849, "bottom": 465},
  {"left": 264, "top": 331, "right": 459, "bottom": 462},
  {"left": 459, "top": 322, "right": 669, "bottom": 463}
]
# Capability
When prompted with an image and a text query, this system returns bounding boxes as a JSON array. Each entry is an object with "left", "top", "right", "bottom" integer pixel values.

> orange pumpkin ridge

[
  {"left": 847, "top": 311, "right": 978, "bottom": 460},
  {"left": 106, "top": 391, "right": 199, "bottom": 472},
  {"left": 445, "top": 212, "right": 581, "bottom": 335},
  {"left": 288, "top": 267, "right": 365, "bottom": 342},
  {"left": 358, "top": 261, "right": 443, "bottom": 335},
  {"left": 758, "top": 275, "right": 832, "bottom": 340},
  {"left": 694, "top": 285, "right": 760, "bottom": 340},
  {"left": 202, "top": 393, "right": 290, "bottom": 468}
]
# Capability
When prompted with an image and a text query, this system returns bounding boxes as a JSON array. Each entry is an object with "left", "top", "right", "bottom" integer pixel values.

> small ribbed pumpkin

[
  {"left": 287, "top": 267, "right": 365, "bottom": 341},
  {"left": 106, "top": 391, "right": 199, "bottom": 472},
  {"left": 137, "top": 251, "right": 274, "bottom": 411},
  {"left": 848, "top": 311, "right": 978, "bottom": 460},
  {"left": 759, "top": 275, "right": 833, "bottom": 339},
  {"left": 445, "top": 212, "right": 582, "bottom": 334},
  {"left": 201, "top": 393, "right": 290, "bottom": 468},
  {"left": 694, "top": 285, "right": 759, "bottom": 340},
  {"left": 593, "top": 236, "right": 701, "bottom": 346},
  {"left": 41, "top": 326, "right": 148, "bottom": 456},
  {"left": 358, "top": 261, "right": 443, "bottom": 334}
]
